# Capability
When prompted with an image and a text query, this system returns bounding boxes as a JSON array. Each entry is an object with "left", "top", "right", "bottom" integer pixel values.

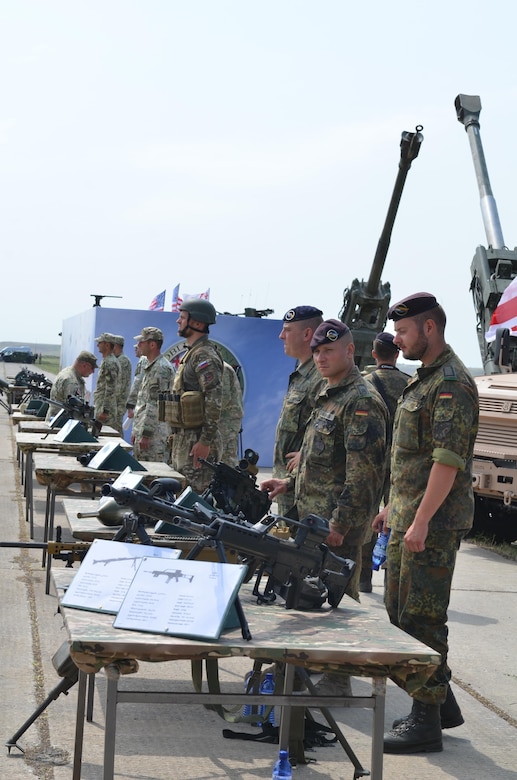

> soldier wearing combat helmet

[
  {"left": 373, "top": 292, "right": 479, "bottom": 754},
  {"left": 171, "top": 299, "right": 224, "bottom": 493}
]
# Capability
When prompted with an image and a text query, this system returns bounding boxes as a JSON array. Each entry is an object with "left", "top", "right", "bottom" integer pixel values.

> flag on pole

[
  {"left": 485, "top": 277, "right": 517, "bottom": 342},
  {"left": 183, "top": 288, "right": 210, "bottom": 302},
  {"left": 171, "top": 284, "right": 183, "bottom": 312},
  {"left": 172, "top": 285, "right": 209, "bottom": 310},
  {"left": 148, "top": 290, "right": 166, "bottom": 311}
]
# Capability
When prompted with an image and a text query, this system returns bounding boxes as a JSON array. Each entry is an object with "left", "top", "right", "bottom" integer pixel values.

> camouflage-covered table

[
  {"left": 34, "top": 454, "right": 184, "bottom": 593},
  {"left": 16, "top": 432, "right": 131, "bottom": 537},
  {"left": 52, "top": 569, "right": 439, "bottom": 780},
  {"left": 17, "top": 420, "right": 121, "bottom": 436}
]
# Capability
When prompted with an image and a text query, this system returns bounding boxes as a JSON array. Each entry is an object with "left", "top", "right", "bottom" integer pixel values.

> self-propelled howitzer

[
  {"left": 103, "top": 484, "right": 356, "bottom": 610},
  {"left": 339, "top": 125, "right": 423, "bottom": 369}
]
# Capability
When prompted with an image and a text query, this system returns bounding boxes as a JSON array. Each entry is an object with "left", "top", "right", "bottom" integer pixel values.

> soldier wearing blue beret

[{"left": 270, "top": 305, "right": 324, "bottom": 515}]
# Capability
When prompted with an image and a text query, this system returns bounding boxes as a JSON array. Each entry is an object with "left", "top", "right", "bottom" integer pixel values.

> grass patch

[
  {"left": 34, "top": 356, "right": 60, "bottom": 375},
  {"left": 467, "top": 533, "right": 517, "bottom": 562}
]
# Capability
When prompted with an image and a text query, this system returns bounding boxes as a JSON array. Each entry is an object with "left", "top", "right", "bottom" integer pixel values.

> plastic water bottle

[
  {"left": 272, "top": 749, "right": 292, "bottom": 779},
  {"left": 372, "top": 530, "right": 390, "bottom": 570},
  {"left": 259, "top": 671, "right": 276, "bottom": 726}
]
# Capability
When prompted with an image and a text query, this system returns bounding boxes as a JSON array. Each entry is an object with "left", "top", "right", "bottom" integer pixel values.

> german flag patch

[
  {"left": 439, "top": 392, "right": 453, "bottom": 400},
  {"left": 355, "top": 409, "right": 368, "bottom": 416}
]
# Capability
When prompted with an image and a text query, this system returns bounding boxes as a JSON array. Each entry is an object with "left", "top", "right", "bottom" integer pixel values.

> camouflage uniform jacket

[
  {"left": 220, "top": 362, "right": 244, "bottom": 465},
  {"left": 273, "top": 358, "right": 322, "bottom": 481},
  {"left": 172, "top": 336, "right": 223, "bottom": 447},
  {"left": 294, "top": 366, "right": 388, "bottom": 545},
  {"left": 133, "top": 354, "right": 174, "bottom": 439},
  {"left": 116, "top": 353, "right": 132, "bottom": 416},
  {"left": 126, "top": 356, "right": 148, "bottom": 410},
  {"left": 389, "top": 345, "right": 479, "bottom": 533},
  {"left": 364, "top": 365, "right": 411, "bottom": 502},
  {"left": 46, "top": 365, "right": 86, "bottom": 419},
  {"left": 93, "top": 353, "right": 121, "bottom": 424}
]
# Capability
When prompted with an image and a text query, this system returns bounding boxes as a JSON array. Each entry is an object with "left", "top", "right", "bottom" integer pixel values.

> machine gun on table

[
  {"left": 199, "top": 450, "right": 271, "bottom": 524},
  {"left": 104, "top": 483, "right": 356, "bottom": 611},
  {"left": 43, "top": 394, "right": 103, "bottom": 438}
]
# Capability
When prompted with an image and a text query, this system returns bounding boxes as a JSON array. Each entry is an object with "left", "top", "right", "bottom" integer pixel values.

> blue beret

[
  {"left": 310, "top": 319, "right": 350, "bottom": 350},
  {"left": 388, "top": 292, "right": 439, "bottom": 321},
  {"left": 283, "top": 305, "right": 323, "bottom": 322}
]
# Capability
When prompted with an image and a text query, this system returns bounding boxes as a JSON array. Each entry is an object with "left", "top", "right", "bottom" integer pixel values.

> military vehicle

[
  {"left": 456, "top": 94, "right": 517, "bottom": 542},
  {"left": 339, "top": 124, "right": 424, "bottom": 368}
]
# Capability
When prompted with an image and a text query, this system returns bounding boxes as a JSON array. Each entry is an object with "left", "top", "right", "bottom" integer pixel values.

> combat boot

[
  {"left": 384, "top": 700, "right": 442, "bottom": 754},
  {"left": 392, "top": 683, "right": 464, "bottom": 730}
]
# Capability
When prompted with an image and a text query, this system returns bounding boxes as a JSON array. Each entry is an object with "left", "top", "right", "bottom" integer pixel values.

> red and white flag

[{"left": 485, "top": 277, "right": 517, "bottom": 342}]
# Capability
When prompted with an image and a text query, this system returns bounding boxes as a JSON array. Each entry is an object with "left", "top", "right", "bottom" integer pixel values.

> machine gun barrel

[
  {"left": 104, "top": 485, "right": 355, "bottom": 610},
  {"left": 455, "top": 94, "right": 505, "bottom": 249}
]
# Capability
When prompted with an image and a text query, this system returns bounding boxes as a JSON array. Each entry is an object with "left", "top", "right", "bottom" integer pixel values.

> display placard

[
  {"left": 113, "top": 557, "right": 248, "bottom": 640},
  {"left": 61, "top": 539, "right": 181, "bottom": 614}
]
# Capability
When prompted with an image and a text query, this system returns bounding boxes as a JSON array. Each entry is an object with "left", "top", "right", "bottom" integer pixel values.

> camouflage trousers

[
  {"left": 132, "top": 421, "right": 172, "bottom": 463},
  {"left": 385, "top": 527, "right": 465, "bottom": 704},
  {"left": 171, "top": 429, "right": 222, "bottom": 494}
]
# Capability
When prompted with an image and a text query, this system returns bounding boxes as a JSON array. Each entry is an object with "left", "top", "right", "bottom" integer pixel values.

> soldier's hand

[
  {"left": 326, "top": 529, "right": 345, "bottom": 547},
  {"left": 260, "top": 478, "right": 288, "bottom": 499},
  {"left": 372, "top": 505, "right": 389, "bottom": 533},
  {"left": 139, "top": 436, "right": 151, "bottom": 451},
  {"left": 190, "top": 441, "right": 209, "bottom": 468},
  {"left": 285, "top": 451, "right": 301, "bottom": 473}
]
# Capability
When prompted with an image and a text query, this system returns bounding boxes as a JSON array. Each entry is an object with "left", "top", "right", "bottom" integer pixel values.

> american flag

[
  {"left": 171, "top": 284, "right": 183, "bottom": 312},
  {"left": 148, "top": 290, "right": 166, "bottom": 311}
]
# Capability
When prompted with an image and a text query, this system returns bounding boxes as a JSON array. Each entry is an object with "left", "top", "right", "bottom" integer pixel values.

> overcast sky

[{"left": 1, "top": 0, "right": 517, "bottom": 367}]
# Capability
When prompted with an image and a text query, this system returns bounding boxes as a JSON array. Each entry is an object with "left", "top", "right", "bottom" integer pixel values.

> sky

[{"left": 1, "top": 0, "right": 517, "bottom": 368}]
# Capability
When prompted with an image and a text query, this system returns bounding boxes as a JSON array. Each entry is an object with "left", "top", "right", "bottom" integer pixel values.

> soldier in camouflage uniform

[
  {"left": 170, "top": 299, "right": 223, "bottom": 493},
  {"left": 126, "top": 343, "right": 147, "bottom": 422},
  {"left": 93, "top": 333, "right": 122, "bottom": 434},
  {"left": 132, "top": 327, "right": 174, "bottom": 463},
  {"left": 219, "top": 362, "right": 244, "bottom": 467},
  {"left": 262, "top": 319, "right": 387, "bottom": 696},
  {"left": 272, "top": 305, "right": 323, "bottom": 515},
  {"left": 359, "top": 332, "right": 411, "bottom": 592},
  {"left": 110, "top": 334, "right": 132, "bottom": 431},
  {"left": 45, "top": 350, "right": 98, "bottom": 421},
  {"left": 373, "top": 293, "right": 479, "bottom": 754}
]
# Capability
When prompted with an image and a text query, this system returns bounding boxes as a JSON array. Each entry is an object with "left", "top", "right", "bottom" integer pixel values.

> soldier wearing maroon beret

[
  {"left": 262, "top": 317, "right": 388, "bottom": 696},
  {"left": 373, "top": 292, "right": 479, "bottom": 753}
]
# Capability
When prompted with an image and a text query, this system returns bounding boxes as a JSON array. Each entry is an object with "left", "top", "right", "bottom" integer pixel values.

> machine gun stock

[{"left": 104, "top": 484, "right": 356, "bottom": 610}]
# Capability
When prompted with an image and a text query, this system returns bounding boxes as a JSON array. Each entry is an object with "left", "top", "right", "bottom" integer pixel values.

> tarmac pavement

[{"left": 1, "top": 361, "right": 516, "bottom": 779}]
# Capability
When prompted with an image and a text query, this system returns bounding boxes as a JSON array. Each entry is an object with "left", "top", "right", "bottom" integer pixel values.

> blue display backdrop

[{"left": 61, "top": 309, "right": 295, "bottom": 468}]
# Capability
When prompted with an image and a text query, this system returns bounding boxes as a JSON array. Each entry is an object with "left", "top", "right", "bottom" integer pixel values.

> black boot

[
  {"left": 359, "top": 571, "right": 372, "bottom": 593},
  {"left": 392, "top": 684, "right": 464, "bottom": 730},
  {"left": 384, "top": 700, "right": 442, "bottom": 754}
]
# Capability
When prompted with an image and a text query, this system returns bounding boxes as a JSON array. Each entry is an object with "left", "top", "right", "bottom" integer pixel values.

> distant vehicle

[{"left": 0, "top": 346, "right": 37, "bottom": 363}]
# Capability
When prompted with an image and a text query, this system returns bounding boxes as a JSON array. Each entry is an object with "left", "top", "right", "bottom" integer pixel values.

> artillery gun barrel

[
  {"left": 455, "top": 94, "right": 505, "bottom": 250},
  {"left": 366, "top": 125, "right": 424, "bottom": 296}
]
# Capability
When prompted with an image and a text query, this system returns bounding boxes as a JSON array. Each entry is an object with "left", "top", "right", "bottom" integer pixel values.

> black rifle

[
  {"left": 42, "top": 394, "right": 102, "bottom": 438},
  {"left": 104, "top": 484, "right": 356, "bottom": 610},
  {"left": 199, "top": 454, "right": 271, "bottom": 525}
]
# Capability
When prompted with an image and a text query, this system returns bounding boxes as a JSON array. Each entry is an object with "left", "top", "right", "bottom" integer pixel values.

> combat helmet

[{"left": 180, "top": 299, "right": 217, "bottom": 324}]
